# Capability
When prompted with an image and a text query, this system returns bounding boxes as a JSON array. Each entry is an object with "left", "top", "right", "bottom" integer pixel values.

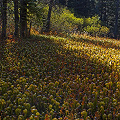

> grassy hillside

[{"left": 0, "top": 35, "right": 120, "bottom": 120}]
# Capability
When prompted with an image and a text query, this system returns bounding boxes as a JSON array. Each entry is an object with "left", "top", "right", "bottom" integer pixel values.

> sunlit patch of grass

[
  {"left": 41, "top": 34, "right": 120, "bottom": 72},
  {"left": 71, "top": 34, "right": 120, "bottom": 49}
]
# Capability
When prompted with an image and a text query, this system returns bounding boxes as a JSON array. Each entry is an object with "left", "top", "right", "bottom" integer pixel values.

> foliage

[
  {"left": 100, "top": 26, "right": 110, "bottom": 37},
  {"left": 50, "top": 6, "right": 83, "bottom": 34},
  {"left": 60, "top": 0, "right": 96, "bottom": 17},
  {"left": 60, "top": 0, "right": 120, "bottom": 38},
  {"left": 0, "top": 34, "right": 120, "bottom": 119},
  {"left": 27, "top": 2, "right": 49, "bottom": 32},
  {"left": 84, "top": 16, "right": 101, "bottom": 26},
  {"left": 1, "top": 0, "right": 109, "bottom": 38},
  {"left": 84, "top": 25, "right": 100, "bottom": 36},
  {"left": 36, "top": 7, "right": 109, "bottom": 37},
  {"left": 83, "top": 16, "right": 109, "bottom": 36}
]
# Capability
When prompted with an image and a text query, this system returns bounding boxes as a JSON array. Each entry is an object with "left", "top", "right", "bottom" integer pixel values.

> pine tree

[
  {"left": 98, "top": 0, "right": 107, "bottom": 22},
  {"left": 2, "top": 0, "right": 7, "bottom": 40},
  {"left": 14, "top": 0, "right": 19, "bottom": 37},
  {"left": 0, "top": 0, "right": 2, "bottom": 29},
  {"left": 45, "top": 0, "right": 54, "bottom": 32},
  {"left": 59, "top": 0, "right": 96, "bottom": 17},
  {"left": 114, "top": 0, "right": 119, "bottom": 39},
  {"left": 20, "top": 0, "right": 27, "bottom": 38},
  {"left": 97, "top": 0, "right": 120, "bottom": 38}
]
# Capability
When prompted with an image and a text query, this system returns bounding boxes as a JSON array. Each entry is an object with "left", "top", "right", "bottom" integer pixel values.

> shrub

[
  {"left": 84, "top": 25, "right": 100, "bottom": 36},
  {"left": 84, "top": 15, "right": 101, "bottom": 27},
  {"left": 83, "top": 16, "right": 109, "bottom": 36},
  {"left": 50, "top": 7, "right": 83, "bottom": 34},
  {"left": 31, "top": 5, "right": 109, "bottom": 37},
  {"left": 100, "top": 26, "right": 109, "bottom": 37}
]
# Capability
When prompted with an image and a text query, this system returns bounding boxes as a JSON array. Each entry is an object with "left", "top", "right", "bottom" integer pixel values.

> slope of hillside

[{"left": 0, "top": 35, "right": 120, "bottom": 120}]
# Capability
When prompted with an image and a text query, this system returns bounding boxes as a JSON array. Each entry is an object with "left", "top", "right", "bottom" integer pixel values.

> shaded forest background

[
  {"left": 0, "top": 0, "right": 120, "bottom": 39},
  {"left": 60, "top": 0, "right": 120, "bottom": 39}
]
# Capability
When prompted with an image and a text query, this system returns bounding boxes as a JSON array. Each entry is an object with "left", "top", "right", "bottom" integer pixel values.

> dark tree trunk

[
  {"left": 0, "top": 0, "right": 2, "bottom": 60},
  {"left": 99, "top": 0, "right": 104, "bottom": 21},
  {"left": 45, "top": 0, "right": 54, "bottom": 32},
  {"left": 29, "top": 21, "right": 32, "bottom": 36},
  {"left": 114, "top": 0, "right": 119, "bottom": 39},
  {"left": 103, "top": 1, "right": 107, "bottom": 24},
  {"left": 14, "top": 0, "right": 19, "bottom": 37},
  {"left": 20, "top": 0, "right": 27, "bottom": 38},
  {"left": 2, "top": 0, "right": 7, "bottom": 40},
  {"left": 0, "top": 0, "right": 2, "bottom": 32},
  {"left": 0, "top": 0, "right": 7, "bottom": 61}
]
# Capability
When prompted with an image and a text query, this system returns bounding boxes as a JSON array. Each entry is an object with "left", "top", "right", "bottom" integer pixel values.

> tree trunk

[
  {"left": 0, "top": 0, "right": 2, "bottom": 60},
  {"left": 29, "top": 21, "right": 32, "bottom": 36},
  {"left": 103, "top": 1, "right": 107, "bottom": 25},
  {"left": 100, "top": 0, "right": 104, "bottom": 21},
  {"left": 14, "top": 0, "right": 19, "bottom": 37},
  {"left": 20, "top": 0, "right": 27, "bottom": 38},
  {"left": 114, "top": 0, "right": 119, "bottom": 39},
  {"left": 0, "top": 0, "right": 2, "bottom": 33},
  {"left": 45, "top": 0, "right": 54, "bottom": 32},
  {"left": 2, "top": 0, "right": 7, "bottom": 40},
  {"left": 0, "top": 0, "right": 7, "bottom": 61}
]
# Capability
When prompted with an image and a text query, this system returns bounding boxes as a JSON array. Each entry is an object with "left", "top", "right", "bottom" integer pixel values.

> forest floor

[{"left": 0, "top": 34, "right": 120, "bottom": 120}]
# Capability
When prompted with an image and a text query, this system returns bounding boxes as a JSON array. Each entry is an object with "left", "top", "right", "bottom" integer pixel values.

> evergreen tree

[
  {"left": 60, "top": 0, "right": 96, "bottom": 17},
  {"left": 98, "top": 0, "right": 107, "bottom": 22},
  {"left": 114, "top": 0, "right": 119, "bottom": 39},
  {"left": 45, "top": 0, "right": 54, "bottom": 32},
  {"left": 2, "top": 0, "right": 7, "bottom": 40},
  {"left": 20, "top": 0, "right": 42, "bottom": 37},
  {"left": 20, "top": 0, "right": 27, "bottom": 38},
  {"left": 97, "top": 0, "right": 120, "bottom": 38},
  {"left": 14, "top": 0, "right": 19, "bottom": 37},
  {"left": 0, "top": 0, "right": 2, "bottom": 29}
]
